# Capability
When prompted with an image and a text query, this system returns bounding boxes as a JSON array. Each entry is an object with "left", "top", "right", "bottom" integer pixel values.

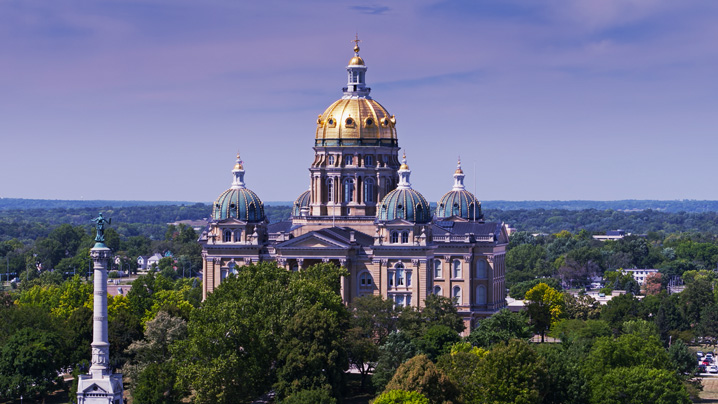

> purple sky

[{"left": 1, "top": 0, "right": 716, "bottom": 203}]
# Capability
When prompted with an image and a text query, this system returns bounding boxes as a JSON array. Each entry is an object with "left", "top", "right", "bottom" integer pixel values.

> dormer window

[
  {"left": 223, "top": 230, "right": 232, "bottom": 242},
  {"left": 401, "top": 231, "right": 409, "bottom": 244}
]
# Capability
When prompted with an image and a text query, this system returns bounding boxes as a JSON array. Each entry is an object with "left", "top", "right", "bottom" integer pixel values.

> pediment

[
  {"left": 276, "top": 232, "right": 349, "bottom": 249},
  {"left": 216, "top": 218, "right": 247, "bottom": 225},
  {"left": 82, "top": 383, "right": 108, "bottom": 394},
  {"left": 383, "top": 218, "right": 414, "bottom": 226}
]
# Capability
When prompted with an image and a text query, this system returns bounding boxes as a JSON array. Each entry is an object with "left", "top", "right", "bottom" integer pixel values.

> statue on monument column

[{"left": 91, "top": 212, "right": 112, "bottom": 243}]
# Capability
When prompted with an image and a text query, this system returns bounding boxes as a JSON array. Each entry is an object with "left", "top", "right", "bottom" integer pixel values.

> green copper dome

[
  {"left": 378, "top": 188, "right": 431, "bottom": 223},
  {"left": 292, "top": 190, "right": 310, "bottom": 217},
  {"left": 212, "top": 188, "right": 265, "bottom": 222},
  {"left": 212, "top": 153, "right": 265, "bottom": 222},
  {"left": 437, "top": 189, "right": 481, "bottom": 220}
]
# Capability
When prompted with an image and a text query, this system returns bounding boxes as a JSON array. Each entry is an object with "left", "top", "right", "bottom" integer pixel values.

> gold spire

[
  {"left": 349, "top": 34, "right": 365, "bottom": 65},
  {"left": 234, "top": 153, "right": 244, "bottom": 170},
  {"left": 455, "top": 156, "right": 463, "bottom": 174},
  {"left": 400, "top": 152, "right": 409, "bottom": 170},
  {"left": 351, "top": 33, "right": 361, "bottom": 54}
]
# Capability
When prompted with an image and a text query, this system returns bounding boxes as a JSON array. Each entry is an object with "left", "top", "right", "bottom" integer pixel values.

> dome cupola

[
  {"left": 377, "top": 154, "right": 431, "bottom": 223},
  {"left": 292, "top": 189, "right": 311, "bottom": 217},
  {"left": 436, "top": 158, "right": 482, "bottom": 220},
  {"left": 212, "top": 154, "right": 265, "bottom": 222},
  {"left": 315, "top": 37, "right": 397, "bottom": 147}
]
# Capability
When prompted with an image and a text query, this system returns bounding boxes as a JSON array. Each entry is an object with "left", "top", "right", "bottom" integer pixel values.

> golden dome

[
  {"left": 315, "top": 98, "right": 397, "bottom": 146},
  {"left": 349, "top": 56, "right": 365, "bottom": 66}
]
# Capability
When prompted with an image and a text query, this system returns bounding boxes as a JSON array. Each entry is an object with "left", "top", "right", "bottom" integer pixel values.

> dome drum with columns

[{"left": 200, "top": 39, "right": 509, "bottom": 332}]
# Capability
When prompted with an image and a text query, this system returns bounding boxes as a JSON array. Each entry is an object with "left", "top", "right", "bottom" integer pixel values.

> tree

[
  {"left": 373, "top": 390, "right": 430, "bottom": 404},
  {"left": 562, "top": 293, "right": 601, "bottom": 320},
  {"left": 643, "top": 272, "right": 663, "bottom": 295},
  {"left": 282, "top": 388, "right": 337, "bottom": 404},
  {"left": 473, "top": 339, "right": 549, "bottom": 404},
  {"left": 589, "top": 366, "right": 690, "bottom": 404},
  {"left": 550, "top": 319, "right": 611, "bottom": 346},
  {"left": 524, "top": 283, "right": 564, "bottom": 342},
  {"left": 123, "top": 311, "right": 187, "bottom": 400},
  {"left": 274, "top": 303, "right": 348, "bottom": 399},
  {"left": 372, "top": 332, "right": 418, "bottom": 393},
  {"left": 347, "top": 295, "right": 397, "bottom": 387},
  {"left": 600, "top": 293, "right": 641, "bottom": 331},
  {"left": 0, "top": 327, "right": 64, "bottom": 399},
  {"left": 668, "top": 339, "right": 697, "bottom": 377},
  {"left": 384, "top": 354, "right": 460, "bottom": 404},
  {"left": 436, "top": 345, "right": 486, "bottom": 403},
  {"left": 174, "top": 262, "right": 348, "bottom": 404},
  {"left": 413, "top": 325, "right": 461, "bottom": 361},
  {"left": 535, "top": 342, "right": 590, "bottom": 404},
  {"left": 680, "top": 277, "right": 714, "bottom": 326},
  {"left": 466, "top": 309, "right": 532, "bottom": 348}
]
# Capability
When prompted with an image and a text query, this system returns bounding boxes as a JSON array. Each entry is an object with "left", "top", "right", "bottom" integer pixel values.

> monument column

[
  {"left": 77, "top": 213, "right": 124, "bottom": 404},
  {"left": 89, "top": 245, "right": 112, "bottom": 378}
]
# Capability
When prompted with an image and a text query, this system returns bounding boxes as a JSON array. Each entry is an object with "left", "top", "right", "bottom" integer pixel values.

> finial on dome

[
  {"left": 397, "top": 153, "right": 412, "bottom": 189},
  {"left": 231, "top": 153, "right": 246, "bottom": 189},
  {"left": 452, "top": 156, "right": 465, "bottom": 191},
  {"left": 352, "top": 34, "right": 361, "bottom": 54},
  {"left": 399, "top": 152, "right": 409, "bottom": 170},
  {"left": 234, "top": 152, "right": 244, "bottom": 171}
]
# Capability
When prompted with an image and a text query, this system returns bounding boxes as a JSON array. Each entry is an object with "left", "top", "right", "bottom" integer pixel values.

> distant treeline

[
  {"left": 485, "top": 208, "right": 718, "bottom": 234},
  {"left": 6, "top": 198, "right": 718, "bottom": 213},
  {"left": 482, "top": 199, "right": 718, "bottom": 213},
  {"left": 4, "top": 202, "right": 718, "bottom": 243}
]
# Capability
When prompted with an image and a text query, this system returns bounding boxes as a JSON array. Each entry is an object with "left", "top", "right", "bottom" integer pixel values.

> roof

[{"left": 267, "top": 220, "right": 300, "bottom": 234}]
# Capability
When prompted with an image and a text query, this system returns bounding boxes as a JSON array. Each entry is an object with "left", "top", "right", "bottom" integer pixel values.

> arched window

[
  {"left": 248, "top": 203, "right": 256, "bottom": 219},
  {"left": 223, "top": 230, "right": 232, "bottom": 242},
  {"left": 228, "top": 261, "right": 238, "bottom": 276},
  {"left": 401, "top": 231, "right": 409, "bottom": 244},
  {"left": 327, "top": 178, "right": 335, "bottom": 203},
  {"left": 452, "top": 259, "right": 462, "bottom": 278},
  {"left": 359, "top": 272, "right": 373, "bottom": 289},
  {"left": 476, "top": 260, "right": 488, "bottom": 279},
  {"left": 344, "top": 155, "right": 353, "bottom": 166},
  {"left": 343, "top": 178, "right": 355, "bottom": 203},
  {"left": 328, "top": 155, "right": 335, "bottom": 165},
  {"left": 390, "top": 231, "right": 399, "bottom": 244},
  {"left": 476, "top": 285, "right": 487, "bottom": 305},
  {"left": 365, "top": 155, "right": 374, "bottom": 166},
  {"left": 433, "top": 259, "right": 442, "bottom": 279},
  {"left": 433, "top": 285, "right": 442, "bottom": 296},
  {"left": 453, "top": 286, "right": 462, "bottom": 303},
  {"left": 363, "top": 178, "right": 375, "bottom": 203}
]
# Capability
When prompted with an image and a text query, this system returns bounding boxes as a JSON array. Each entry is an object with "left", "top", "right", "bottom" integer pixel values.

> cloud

[{"left": 349, "top": 5, "right": 391, "bottom": 15}]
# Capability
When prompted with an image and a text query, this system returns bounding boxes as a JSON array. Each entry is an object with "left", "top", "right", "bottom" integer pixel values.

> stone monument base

[{"left": 76, "top": 373, "right": 124, "bottom": 404}]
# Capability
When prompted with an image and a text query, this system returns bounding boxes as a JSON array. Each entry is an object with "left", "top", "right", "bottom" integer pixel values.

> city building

[
  {"left": 622, "top": 268, "right": 659, "bottom": 285},
  {"left": 199, "top": 41, "right": 509, "bottom": 330}
]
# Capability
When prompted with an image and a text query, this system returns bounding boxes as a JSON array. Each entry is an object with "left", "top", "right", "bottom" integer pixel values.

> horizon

[{"left": 1, "top": 1, "right": 716, "bottom": 201}]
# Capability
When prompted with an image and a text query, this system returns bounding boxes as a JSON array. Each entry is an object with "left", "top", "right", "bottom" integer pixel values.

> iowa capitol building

[{"left": 200, "top": 41, "right": 509, "bottom": 330}]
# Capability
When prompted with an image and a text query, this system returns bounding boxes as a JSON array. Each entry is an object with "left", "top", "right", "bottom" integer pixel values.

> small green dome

[
  {"left": 292, "top": 190, "right": 310, "bottom": 217},
  {"left": 377, "top": 188, "right": 431, "bottom": 223},
  {"left": 212, "top": 187, "right": 265, "bottom": 222},
  {"left": 437, "top": 189, "right": 481, "bottom": 220}
]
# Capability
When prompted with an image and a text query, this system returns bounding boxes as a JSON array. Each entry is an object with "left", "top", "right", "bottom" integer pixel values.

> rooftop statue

[{"left": 91, "top": 212, "right": 111, "bottom": 243}]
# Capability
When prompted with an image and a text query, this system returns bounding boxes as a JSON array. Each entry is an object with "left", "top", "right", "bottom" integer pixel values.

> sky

[{"left": 1, "top": 0, "right": 716, "bottom": 203}]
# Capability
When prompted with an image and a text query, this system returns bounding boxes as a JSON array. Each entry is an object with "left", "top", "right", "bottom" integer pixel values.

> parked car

[
  {"left": 698, "top": 351, "right": 704, "bottom": 358},
  {"left": 708, "top": 365, "right": 718, "bottom": 374},
  {"left": 699, "top": 364, "right": 707, "bottom": 373},
  {"left": 703, "top": 360, "right": 711, "bottom": 366}
]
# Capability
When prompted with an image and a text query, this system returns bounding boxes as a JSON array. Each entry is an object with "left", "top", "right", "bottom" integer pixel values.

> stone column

[{"left": 90, "top": 245, "right": 112, "bottom": 378}]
